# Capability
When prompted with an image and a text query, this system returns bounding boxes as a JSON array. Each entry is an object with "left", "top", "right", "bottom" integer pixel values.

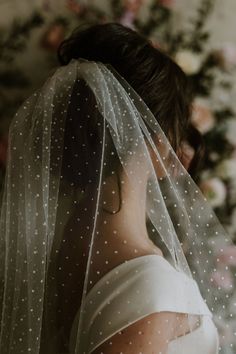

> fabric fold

[{"left": 69, "top": 254, "right": 213, "bottom": 353}]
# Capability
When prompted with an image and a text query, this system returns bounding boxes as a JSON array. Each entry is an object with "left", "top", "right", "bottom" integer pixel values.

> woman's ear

[{"left": 177, "top": 141, "right": 195, "bottom": 171}]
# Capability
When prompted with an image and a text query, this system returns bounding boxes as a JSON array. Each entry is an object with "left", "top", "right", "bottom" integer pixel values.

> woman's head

[{"left": 58, "top": 22, "right": 204, "bottom": 180}]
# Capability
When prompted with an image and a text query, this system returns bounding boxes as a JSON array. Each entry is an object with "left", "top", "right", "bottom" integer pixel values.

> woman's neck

[{"left": 97, "top": 172, "right": 157, "bottom": 250}]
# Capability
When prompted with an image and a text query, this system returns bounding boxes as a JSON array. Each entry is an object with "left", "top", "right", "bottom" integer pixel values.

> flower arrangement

[
  {"left": 0, "top": 0, "right": 236, "bottom": 238},
  {"left": 65, "top": 0, "right": 236, "bottom": 238},
  {"left": 0, "top": 0, "right": 236, "bottom": 237}
]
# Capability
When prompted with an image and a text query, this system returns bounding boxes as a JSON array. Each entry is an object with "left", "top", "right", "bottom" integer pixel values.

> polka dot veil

[{"left": 0, "top": 59, "right": 235, "bottom": 353}]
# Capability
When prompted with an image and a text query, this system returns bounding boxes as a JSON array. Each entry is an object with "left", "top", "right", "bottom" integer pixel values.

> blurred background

[{"left": 0, "top": 1, "right": 236, "bottom": 246}]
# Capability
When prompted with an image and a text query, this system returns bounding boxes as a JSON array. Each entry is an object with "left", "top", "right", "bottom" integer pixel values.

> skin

[
  {"left": 92, "top": 312, "right": 197, "bottom": 354},
  {"left": 58, "top": 137, "right": 199, "bottom": 353},
  {"left": 90, "top": 147, "right": 199, "bottom": 353}
]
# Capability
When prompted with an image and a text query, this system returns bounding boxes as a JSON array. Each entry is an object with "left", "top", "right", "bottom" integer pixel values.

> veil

[{"left": 0, "top": 58, "right": 235, "bottom": 353}]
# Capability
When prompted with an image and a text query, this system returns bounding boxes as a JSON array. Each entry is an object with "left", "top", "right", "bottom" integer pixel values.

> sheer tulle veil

[{"left": 0, "top": 58, "right": 235, "bottom": 353}]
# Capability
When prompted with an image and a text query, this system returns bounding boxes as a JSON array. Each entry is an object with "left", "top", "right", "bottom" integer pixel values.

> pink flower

[
  {"left": 41, "top": 23, "right": 66, "bottom": 51},
  {"left": 212, "top": 43, "right": 236, "bottom": 70},
  {"left": 217, "top": 245, "right": 236, "bottom": 266},
  {"left": 123, "top": 0, "right": 144, "bottom": 14},
  {"left": 151, "top": 40, "right": 161, "bottom": 49},
  {"left": 191, "top": 99, "right": 215, "bottom": 134},
  {"left": 150, "top": 39, "right": 168, "bottom": 51},
  {"left": 120, "top": 0, "right": 144, "bottom": 29},
  {"left": 66, "top": 0, "right": 83, "bottom": 15},
  {"left": 158, "top": 0, "right": 175, "bottom": 8},
  {"left": 119, "top": 10, "right": 136, "bottom": 29}
]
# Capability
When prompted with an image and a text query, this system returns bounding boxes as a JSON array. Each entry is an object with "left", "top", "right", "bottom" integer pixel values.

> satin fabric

[{"left": 69, "top": 254, "right": 219, "bottom": 354}]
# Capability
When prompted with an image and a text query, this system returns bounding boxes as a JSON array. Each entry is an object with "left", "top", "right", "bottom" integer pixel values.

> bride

[{"left": 0, "top": 22, "right": 235, "bottom": 354}]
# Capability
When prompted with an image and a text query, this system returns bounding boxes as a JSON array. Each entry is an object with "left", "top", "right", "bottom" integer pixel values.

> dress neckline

[
  {"left": 86, "top": 253, "right": 195, "bottom": 299},
  {"left": 69, "top": 253, "right": 214, "bottom": 353}
]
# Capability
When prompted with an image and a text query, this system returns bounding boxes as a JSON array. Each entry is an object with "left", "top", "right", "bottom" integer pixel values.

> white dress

[{"left": 70, "top": 254, "right": 219, "bottom": 354}]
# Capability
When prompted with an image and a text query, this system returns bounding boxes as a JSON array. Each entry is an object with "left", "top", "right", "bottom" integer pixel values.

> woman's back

[
  {"left": 58, "top": 189, "right": 218, "bottom": 354},
  {"left": 57, "top": 191, "right": 164, "bottom": 343}
]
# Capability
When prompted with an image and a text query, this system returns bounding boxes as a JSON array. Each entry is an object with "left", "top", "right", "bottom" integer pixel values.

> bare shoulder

[
  {"left": 116, "top": 240, "right": 164, "bottom": 262},
  {"left": 91, "top": 311, "right": 177, "bottom": 354},
  {"left": 91, "top": 240, "right": 162, "bottom": 274},
  {"left": 90, "top": 244, "right": 196, "bottom": 354}
]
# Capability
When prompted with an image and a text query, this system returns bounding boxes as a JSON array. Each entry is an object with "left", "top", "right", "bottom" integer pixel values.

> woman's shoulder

[
  {"left": 116, "top": 242, "right": 164, "bottom": 263},
  {"left": 80, "top": 245, "right": 211, "bottom": 354},
  {"left": 88, "top": 244, "right": 212, "bottom": 318},
  {"left": 107, "top": 235, "right": 164, "bottom": 266},
  {"left": 88, "top": 241, "right": 164, "bottom": 290}
]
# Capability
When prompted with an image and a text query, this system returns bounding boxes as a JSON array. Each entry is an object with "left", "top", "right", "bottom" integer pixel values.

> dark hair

[{"left": 58, "top": 22, "right": 205, "bottom": 180}]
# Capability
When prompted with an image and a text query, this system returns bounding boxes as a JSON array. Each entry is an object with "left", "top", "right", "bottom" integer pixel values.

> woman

[{"left": 0, "top": 23, "right": 235, "bottom": 354}]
